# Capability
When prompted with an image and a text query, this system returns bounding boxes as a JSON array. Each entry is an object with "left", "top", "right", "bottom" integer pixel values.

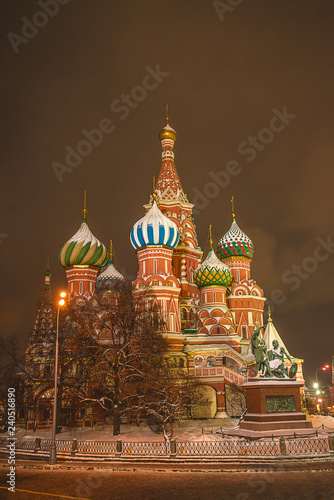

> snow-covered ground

[
  {"left": 4, "top": 415, "right": 333, "bottom": 442},
  {"left": 310, "top": 414, "right": 334, "bottom": 429},
  {"left": 6, "top": 417, "right": 239, "bottom": 442}
]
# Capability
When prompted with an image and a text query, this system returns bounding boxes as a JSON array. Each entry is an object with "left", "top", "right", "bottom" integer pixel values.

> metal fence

[
  {"left": 286, "top": 437, "right": 329, "bottom": 455},
  {"left": 122, "top": 441, "right": 170, "bottom": 456},
  {"left": 1, "top": 434, "right": 333, "bottom": 458},
  {"left": 175, "top": 440, "right": 280, "bottom": 457},
  {"left": 76, "top": 441, "right": 117, "bottom": 455}
]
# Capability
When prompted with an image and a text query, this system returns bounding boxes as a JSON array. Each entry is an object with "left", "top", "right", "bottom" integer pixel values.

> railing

[
  {"left": 175, "top": 440, "right": 280, "bottom": 456},
  {"left": 122, "top": 441, "right": 170, "bottom": 456},
  {"left": 285, "top": 437, "right": 329, "bottom": 455},
  {"left": 76, "top": 441, "right": 117, "bottom": 454},
  {"left": 1, "top": 434, "right": 333, "bottom": 458}
]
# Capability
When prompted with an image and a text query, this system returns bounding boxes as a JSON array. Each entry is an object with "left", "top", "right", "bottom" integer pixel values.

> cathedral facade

[{"left": 24, "top": 116, "right": 304, "bottom": 425}]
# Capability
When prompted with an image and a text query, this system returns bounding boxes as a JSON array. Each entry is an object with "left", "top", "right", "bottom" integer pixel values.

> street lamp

[
  {"left": 49, "top": 291, "right": 67, "bottom": 465},
  {"left": 315, "top": 364, "right": 330, "bottom": 384}
]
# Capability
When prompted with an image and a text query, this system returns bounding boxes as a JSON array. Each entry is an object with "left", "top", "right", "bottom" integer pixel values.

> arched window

[
  {"left": 189, "top": 308, "right": 196, "bottom": 326},
  {"left": 178, "top": 358, "right": 185, "bottom": 368},
  {"left": 194, "top": 355, "right": 204, "bottom": 367},
  {"left": 153, "top": 260, "right": 157, "bottom": 275},
  {"left": 206, "top": 356, "right": 216, "bottom": 367},
  {"left": 181, "top": 308, "right": 187, "bottom": 325}
]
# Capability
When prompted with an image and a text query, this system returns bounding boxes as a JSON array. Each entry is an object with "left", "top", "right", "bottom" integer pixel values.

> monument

[{"left": 237, "top": 309, "right": 312, "bottom": 437}]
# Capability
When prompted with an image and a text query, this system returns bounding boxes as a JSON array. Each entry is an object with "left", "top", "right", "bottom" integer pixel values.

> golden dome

[
  {"left": 159, "top": 123, "right": 177, "bottom": 141},
  {"left": 159, "top": 105, "right": 177, "bottom": 141}
]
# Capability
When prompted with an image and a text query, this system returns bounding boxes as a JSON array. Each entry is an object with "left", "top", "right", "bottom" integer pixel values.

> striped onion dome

[
  {"left": 130, "top": 199, "right": 179, "bottom": 250},
  {"left": 217, "top": 220, "right": 254, "bottom": 260},
  {"left": 194, "top": 248, "right": 232, "bottom": 288},
  {"left": 59, "top": 217, "right": 108, "bottom": 268},
  {"left": 96, "top": 258, "right": 125, "bottom": 292}
]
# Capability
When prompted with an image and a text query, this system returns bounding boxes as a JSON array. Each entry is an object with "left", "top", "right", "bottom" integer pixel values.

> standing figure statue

[
  {"left": 267, "top": 339, "right": 297, "bottom": 378},
  {"left": 250, "top": 326, "right": 273, "bottom": 377}
]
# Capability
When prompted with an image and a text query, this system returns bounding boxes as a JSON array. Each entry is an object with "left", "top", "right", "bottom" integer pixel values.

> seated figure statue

[{"left": 267, "top": 339, "right": 294, "bottom": 378}]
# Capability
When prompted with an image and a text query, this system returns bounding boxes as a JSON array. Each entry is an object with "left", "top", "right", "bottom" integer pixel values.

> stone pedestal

[{"left": 238, "top": 378, "right": 312, "bottom": 436}]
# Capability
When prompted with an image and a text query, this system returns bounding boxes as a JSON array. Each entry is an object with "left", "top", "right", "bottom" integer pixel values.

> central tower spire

[
  {"left": 156, "top": 107, "right": 186, "bottom": 203},
  {"left": 145, "top": 109, "right": 203, "bottom": 332}
]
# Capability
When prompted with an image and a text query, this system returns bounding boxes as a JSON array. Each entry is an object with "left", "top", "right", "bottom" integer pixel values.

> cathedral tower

[
  {"left": 217, "top": 199, "right": 266, "bottom": 344},
  {"left": 146, "top": 109, "right": 202, "bottom": 331},
  {"left": 131, "top": 190, "right": 183, "bottom": 350},
  {"left": 59, "top": 193, "right": 108, "bottom": 305}
]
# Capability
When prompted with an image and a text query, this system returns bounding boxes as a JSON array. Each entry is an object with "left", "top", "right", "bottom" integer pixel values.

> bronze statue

[
  {"left": 250, "top": 326, "right": 273, "bottom": 377},
  {"left": 267, "top": 339, "right": 296, "bottom": 378}
]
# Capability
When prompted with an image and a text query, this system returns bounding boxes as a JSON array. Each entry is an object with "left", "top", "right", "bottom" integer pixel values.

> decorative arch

[
  {"left": 211, "top": 325, "right": 228, "bottom": 335},
  {"left": 191, "top": 385, "right": 217, "bottom": 418}
]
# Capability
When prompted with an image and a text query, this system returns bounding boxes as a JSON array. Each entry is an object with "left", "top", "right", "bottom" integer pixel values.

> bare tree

[
  {"left": 61, "top": 285, "right": 167, "bottom": 435},
  {"left": 137, "top": 364, "right": 204, "bottom": 442}
]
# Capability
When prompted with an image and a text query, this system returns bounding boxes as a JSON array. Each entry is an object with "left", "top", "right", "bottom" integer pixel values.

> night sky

[{"left": 1, "top": 1, "right": 333, "bottom": 386}]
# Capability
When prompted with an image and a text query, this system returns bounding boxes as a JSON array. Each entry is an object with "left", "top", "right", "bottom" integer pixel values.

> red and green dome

[
  {"left": 217, "top": 220, "right": 254, "bottom": 260},
  {"left": 194, "top": 248, "right": 232, "bottom": 288}
]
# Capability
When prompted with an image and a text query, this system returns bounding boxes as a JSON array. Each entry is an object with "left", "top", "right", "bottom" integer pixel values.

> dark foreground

[{"left": 1, "top": 463, "right": 334, "bottom": 500}]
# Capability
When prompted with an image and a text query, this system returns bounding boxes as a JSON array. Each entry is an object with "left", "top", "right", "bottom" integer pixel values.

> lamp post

[
  {"left": 49, "top": 292, "right": 66, "bottom": 465},
  {"left": 315, "top": 364, "right": 330, "bottom": 384}
]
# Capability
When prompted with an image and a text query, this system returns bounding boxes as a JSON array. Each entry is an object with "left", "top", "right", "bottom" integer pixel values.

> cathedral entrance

[
  {"left": 225, "top": 384, "right": 246, "bottom": 417},
  {"left": 191, "top": 385, "right": 217, "bottom": 418}
]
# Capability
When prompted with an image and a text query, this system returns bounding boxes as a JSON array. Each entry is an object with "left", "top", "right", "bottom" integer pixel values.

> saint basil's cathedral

[{"left": 25, "top": 115, "right": 304, "bottom": 423}]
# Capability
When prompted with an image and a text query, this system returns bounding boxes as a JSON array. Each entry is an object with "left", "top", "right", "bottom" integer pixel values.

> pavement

[
  {"left": 1, "top": 460, "right": 334, "bottom": 500},
  {"left": 1, "top": 454, "right": 334, "bottom": 471}
]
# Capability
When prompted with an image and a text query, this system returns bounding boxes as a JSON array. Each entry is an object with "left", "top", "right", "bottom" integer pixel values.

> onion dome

[
  {"left": 217, "top": 197, "right": 254, "bottom": 259},
  {"left": 96, "top": 241, "right": 125, "bottom": 292},
  {"left": 159, "top": 123, "right": 177, "bottom": 142},
  {"left": 194, "top": 226, "right": 232, "bottom": 288},
  {"left": 130, "top": 195, "right": 179, "bottom": 250},
  {"left": 159, "top": 105, "right": 177, "bottom": 141},
  {"left": 217, "top": 219, "right": 254, "bottom": 260},
  {"left": 59, "top": 194, "right": 108, "bottom": 268}
]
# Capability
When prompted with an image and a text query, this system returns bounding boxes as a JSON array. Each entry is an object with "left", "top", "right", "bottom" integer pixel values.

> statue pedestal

[{"left": 236, "top": 378, "right": 312, "bottom": 437}]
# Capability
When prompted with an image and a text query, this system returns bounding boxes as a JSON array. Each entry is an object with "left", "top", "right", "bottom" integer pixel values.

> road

[{"left": 1, "top": 464, "right": 334, "bottom": 500}]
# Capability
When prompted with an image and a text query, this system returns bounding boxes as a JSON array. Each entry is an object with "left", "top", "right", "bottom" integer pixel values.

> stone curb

[{"left": 2, "top": 461, "right": 334, "bottom": 473}]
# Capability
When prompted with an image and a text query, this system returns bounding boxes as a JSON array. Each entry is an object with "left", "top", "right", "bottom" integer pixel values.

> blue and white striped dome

[
  {"left": 130, "top": 201, "right": 179, "bottom": 250},
  {"left": 96, "top": 258, "right": 125, "bottom": 292}
]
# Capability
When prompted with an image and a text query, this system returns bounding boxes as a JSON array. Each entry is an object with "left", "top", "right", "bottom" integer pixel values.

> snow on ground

[
  {"left": 5, "top": 415, "right": 333, "bottom": 442},
  {"left": 6, "top": 417, "right": 239, "bottom": 442},
  {"left": 310, "top": 414, "right": 334, "bottom": 429}
]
